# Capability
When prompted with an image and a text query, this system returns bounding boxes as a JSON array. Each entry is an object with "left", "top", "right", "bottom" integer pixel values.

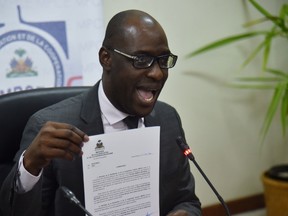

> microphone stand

[
  {"left": 176, "top": 137, "right": 231, "bottom": 216},
  {"left": 190, "top": 155, "right": 231, "bottom": 216},
  {"left": 77, "top": 204, "right": 93, "bottom": 216}
]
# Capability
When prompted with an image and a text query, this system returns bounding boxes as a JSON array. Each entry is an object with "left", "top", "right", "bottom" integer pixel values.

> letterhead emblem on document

[{"left": 95, "top": 140, "right": 104, "bottom": 151}]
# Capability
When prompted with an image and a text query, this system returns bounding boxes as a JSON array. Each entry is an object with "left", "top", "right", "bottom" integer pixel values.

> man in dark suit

[{"left": 0, "top": 10, "right": 201, "bottom": 216}]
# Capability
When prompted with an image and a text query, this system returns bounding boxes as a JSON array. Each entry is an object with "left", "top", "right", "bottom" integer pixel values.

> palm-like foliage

[{"left": 186, "top": 0, "right": 288, "bottom": 143}]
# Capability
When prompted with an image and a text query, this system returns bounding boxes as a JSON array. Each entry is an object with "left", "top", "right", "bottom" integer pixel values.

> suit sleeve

[{"left": 0, "top": 114, "right": 49, "bottom": 216}]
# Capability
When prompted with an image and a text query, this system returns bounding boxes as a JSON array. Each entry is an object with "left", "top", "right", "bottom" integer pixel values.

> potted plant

[{"left": 186, "top": 0, "right": 288, "bottom": 215}]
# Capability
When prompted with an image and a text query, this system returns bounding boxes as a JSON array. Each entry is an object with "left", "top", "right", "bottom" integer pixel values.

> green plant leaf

[
  {"left": 186, "top": 31, "right": 267, "bottom": 58},
  {"left": 243, "top": 17, "right": 270, "bottom": 28},
  {"left": 262, "top": 34, "right": 272, "bottom": 70},
  {"left": 266, "top": 68, "right": 288, "bottom": 79},
  {"left": 236, "top": 77, "right": 283, "bottom": 82},
  {"left": 228, "top": 83, "right": 275, "bottom": 89},
  {"left": 241, "top": 40, "right": 266, "bottom": 69},
  {"left": 280, "top": 87, "right": 288, "bottom": 136},
  {"left": 249, "top": 0, "right": 285, "bottom": 30},
  {"left": 278, "top": 4, "right": 288, "bottom": 31},
  {"left": 249, "top": 0, "right": 272, "bottom": 19},
  {"left": 260, "top": 83, "right": 286, "bottom": 143}
]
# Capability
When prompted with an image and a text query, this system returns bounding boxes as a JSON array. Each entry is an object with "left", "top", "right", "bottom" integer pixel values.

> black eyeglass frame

[{"left": 112, "top": 48, "right": 178, "bottom": 69}]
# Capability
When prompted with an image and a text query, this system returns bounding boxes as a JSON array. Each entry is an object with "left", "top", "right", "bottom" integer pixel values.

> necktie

[{"left": 123, "top": 116, "right": 139, "bottom": 129}]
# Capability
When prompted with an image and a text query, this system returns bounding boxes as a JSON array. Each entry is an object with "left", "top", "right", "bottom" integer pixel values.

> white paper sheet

[{"left": 82, "top": 127, "right": 160, "bottom": 216}]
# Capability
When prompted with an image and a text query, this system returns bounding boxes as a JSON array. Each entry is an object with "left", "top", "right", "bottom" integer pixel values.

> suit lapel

[
  {"left": 144, "top": 108, "right": 160, "bottom": 127},
  {"left": 80, "top": 81, "right": 104, "bottom": 136}
]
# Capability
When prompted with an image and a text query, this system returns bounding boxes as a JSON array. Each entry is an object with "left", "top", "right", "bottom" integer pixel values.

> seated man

[{"left": 0, "top": 10, "right": 201, "bottom": 216}]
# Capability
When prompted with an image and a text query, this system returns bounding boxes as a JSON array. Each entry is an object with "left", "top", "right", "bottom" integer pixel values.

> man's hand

[
  {"left": 23, "top": 121, "right": 89, "bottom": 175},
  {"left": 167, "top": 210, "right": 189, "bottom": 216}
]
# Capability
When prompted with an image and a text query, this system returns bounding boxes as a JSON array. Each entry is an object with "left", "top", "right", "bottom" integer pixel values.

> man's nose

[{"left": 146, "top": 61, "right": 166, "bottom": 80}]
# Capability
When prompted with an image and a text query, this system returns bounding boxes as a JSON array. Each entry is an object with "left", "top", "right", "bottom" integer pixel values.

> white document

[{"left": 82, "top": 127, "right": 160, "bottom": 216}]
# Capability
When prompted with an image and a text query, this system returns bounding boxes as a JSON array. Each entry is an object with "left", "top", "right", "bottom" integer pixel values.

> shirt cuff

[{"left": 16, "top": 151, "right": 43, "bottom": 193}]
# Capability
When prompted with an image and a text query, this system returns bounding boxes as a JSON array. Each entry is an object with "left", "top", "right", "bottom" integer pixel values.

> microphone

[
  {"left": 60, "top": 186, "right": 94, "bottom": 216},
  {"left": 176, "top": 136, "right": 231, "bottom": 216}
]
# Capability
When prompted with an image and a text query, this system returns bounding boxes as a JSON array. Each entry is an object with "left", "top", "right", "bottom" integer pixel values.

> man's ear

[{"left": 99, "top": 47, "right": 111, "bottom": 70}]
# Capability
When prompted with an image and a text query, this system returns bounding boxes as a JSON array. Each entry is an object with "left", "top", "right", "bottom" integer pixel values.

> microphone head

[
  {"left": 176, "top": 136, "right": 188, "bottom": 151},
  {"left": 60, "top": 186, "right": 80, "bottom": 205},
  {"left": 60, "top": 186, "right": 74, "bottom": 198},
  {"left": 60, "top": 186, "right": 93, "bottom": 216},
  {"left": 176, "top": 136, "right": 195, "bottom": 160}
]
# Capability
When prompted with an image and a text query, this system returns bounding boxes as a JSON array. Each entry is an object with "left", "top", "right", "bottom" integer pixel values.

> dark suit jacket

[{"left": 0, "top": 82, "right": 201, "bottom": 216}]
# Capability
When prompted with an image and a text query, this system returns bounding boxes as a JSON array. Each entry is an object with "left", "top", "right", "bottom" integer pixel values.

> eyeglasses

[{"left": 112, "top": 49, "right": 178, "bottom": 69}]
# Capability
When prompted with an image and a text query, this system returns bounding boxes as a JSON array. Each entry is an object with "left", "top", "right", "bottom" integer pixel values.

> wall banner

[{"left": 0, "top": 1, "right": 103, "bottom": 95}]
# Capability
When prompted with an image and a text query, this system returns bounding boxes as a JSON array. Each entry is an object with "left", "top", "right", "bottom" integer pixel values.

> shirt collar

[{"left": 98, "top": 81, "right": 128, "bottom": 125}]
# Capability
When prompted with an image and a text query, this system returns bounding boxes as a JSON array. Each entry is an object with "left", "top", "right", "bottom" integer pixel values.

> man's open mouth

[{"left": 137, "top": 88, "right": 157, "bottom": 102}]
